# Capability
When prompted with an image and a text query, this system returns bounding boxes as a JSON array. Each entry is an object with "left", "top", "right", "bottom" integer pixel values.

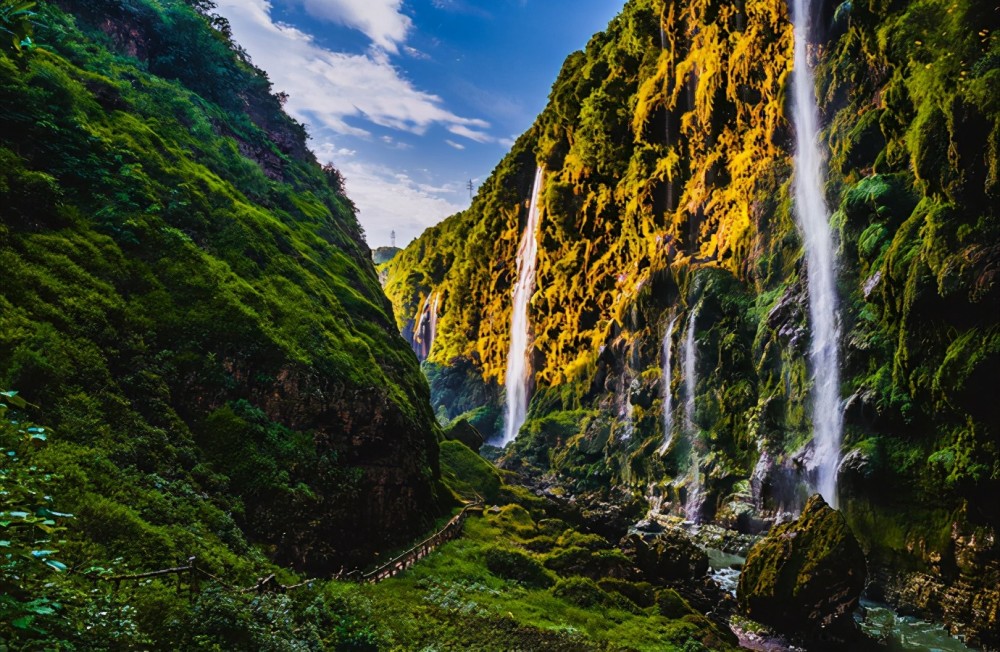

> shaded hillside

[
  {"left": 0, "top": 0, "right": 443, "bottom": 584},
  {"left": 384, "top": 0, "right": 999, "bottom": 645}
]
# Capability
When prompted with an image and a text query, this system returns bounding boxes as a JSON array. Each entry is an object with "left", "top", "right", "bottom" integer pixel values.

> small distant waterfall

[
  {"left": 620, "top": 378, "right": 635, "bottom": 441},
  {"left": 428, "top": 292, "right": 440, "bottom": 352},
  {"left": 683, "top": 308, "right": 702, "bottom": 521},
  {"left": 658, "top": 315, "right": 679, "bottom": 454},
  {"left": 791, "top": 0, "right": 843, "bottom": 506},
  {"left": 500, "top": 166, "right": 544, "bottom": 446},
  {"left": 413, "top": 291, "right": 440, "bottom": 361}
]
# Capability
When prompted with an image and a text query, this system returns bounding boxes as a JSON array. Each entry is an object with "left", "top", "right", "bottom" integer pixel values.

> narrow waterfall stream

[
  {"left": 790, "top": 0, "right": 843, "bottom": 506},
  {"left": 659, "top": 314, "right": 679, "bottom": 454},
  {"left": 428, "top": 291, "right": 440, "bottom": 355},
  {"left": 500, "top": 166, "right": 544, "bottom": 446},
  {"left": 683, "top": 308, "right": 703, "bottom": 520}
]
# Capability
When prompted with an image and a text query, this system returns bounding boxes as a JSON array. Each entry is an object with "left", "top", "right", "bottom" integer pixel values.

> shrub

[
  {"left": 483, "top": 546, "right": 553, "bottom": 588},
  {"left": 597, "top": 578, "right": 655, "bottom": 608},
  {"left": 550, "top": 576, "right": 609, "bottom": 608}
]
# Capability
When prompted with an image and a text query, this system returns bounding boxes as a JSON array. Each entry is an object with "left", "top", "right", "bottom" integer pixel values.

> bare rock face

[{"left": 737, "top": 494, "right": 867, "bottom": 644}]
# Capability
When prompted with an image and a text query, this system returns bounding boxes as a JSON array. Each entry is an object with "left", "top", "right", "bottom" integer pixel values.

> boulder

[
  {"left": 620, "top": 530, "right": 709, "bottom": 582},
  {"left": 445, "top": 418, "right": 485, "bottom": 452},
  {"left": 737, "top": 494, "right": 867, "bottom": 643}
]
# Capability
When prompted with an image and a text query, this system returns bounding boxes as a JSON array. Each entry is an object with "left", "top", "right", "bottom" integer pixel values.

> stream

[{"left": 704, "top": 549, "right": 979, "bottom": 652}]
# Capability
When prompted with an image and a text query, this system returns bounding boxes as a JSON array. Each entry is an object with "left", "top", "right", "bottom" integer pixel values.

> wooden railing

[
  {"left": 352, "top": 498, "right": 484, "bottom": 584},
  {"left": 83, "top": 498, "right": 484, "bottom": 594}
]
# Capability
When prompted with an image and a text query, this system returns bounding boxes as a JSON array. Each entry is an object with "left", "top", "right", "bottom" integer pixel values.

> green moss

[{"left": 439, "top": 440, "right": 503, "bottom": 502}]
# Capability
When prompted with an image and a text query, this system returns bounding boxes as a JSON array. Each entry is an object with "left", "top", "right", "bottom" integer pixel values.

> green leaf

[
  {"left": 0, "top": 391, "right": 26, "bottom": 409},
  {"left": 11, "top": 616, "right": 34, "bottom": 630},
  {"left": 44, "top": 559, "right": 67, "bottom": 572}
]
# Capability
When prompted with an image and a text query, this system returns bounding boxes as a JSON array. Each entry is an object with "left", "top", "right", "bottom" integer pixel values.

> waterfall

[
  {"left": 682, "top": 308, "right": 702, "bottom": 520},
  {"left": 500, "top": 166, "right": 544, "bottom": 446},
  {"left": 658, "top": 315, "right": 679, "bottom": 454},
  {"left": 791, "top": 0, "right": 843, "bottom": 507},
  {"left": 683, "top": 309, "right": 697, "bottom": 433},
  {"left": 428, "top": 292, "right": 440, "bottom": 354},
  {"left": 413, "top": 292, "right": 438, "bottom": 361}
]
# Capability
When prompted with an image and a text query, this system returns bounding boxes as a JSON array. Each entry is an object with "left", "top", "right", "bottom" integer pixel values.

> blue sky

[{"left": 213, "top": 0, "right": 625, "bottom": 248}]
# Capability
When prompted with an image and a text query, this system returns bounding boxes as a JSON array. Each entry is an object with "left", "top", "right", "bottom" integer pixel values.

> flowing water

[
  {"left": 790, "top": 0, "right": 843, "bottom": 506},
  {"left": 683, "top": 309, "right": 702, "bottom": 520},
  {"left": 703, "top": 553, "right": 976, "bottom": 651},
  {"left": 413, "top": 291, "right": 439, "bottom": 360},
  {"left": 500, "top": 166, "right": 544, "bottom": 446},
  {"left": 659, "top": 315, "right": 679, "bottom": 454},
  {"left": 428, "top": 291, "right": 440, "bottom": 355},
  {"left": 683, "top": 308, "right": 697, "bottom": 432},
  {"left": 859, "top": 600, "right": 977, "bottom": 652}
]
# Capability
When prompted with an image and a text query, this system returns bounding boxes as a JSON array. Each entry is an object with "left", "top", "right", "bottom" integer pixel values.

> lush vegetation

[
  {"left": 385, "top": 0, "right": 998, "bottom": 644},
  {"left": 0, "top": 0, "right": 452, "bottom": 646}
]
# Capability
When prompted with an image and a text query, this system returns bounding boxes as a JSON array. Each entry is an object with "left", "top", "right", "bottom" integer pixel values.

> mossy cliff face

[
  {"left": 384, "top": 0, "right": 999, "bottom": 640},
  {"left": 737, "top": 494, "right": 866, "bottom": 641},
  {"left": 0, "top": 0, "right": 441, "bottom": 573}
]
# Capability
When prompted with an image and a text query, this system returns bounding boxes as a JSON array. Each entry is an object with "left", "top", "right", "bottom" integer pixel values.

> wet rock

[
  {"left": 871, "top": 516, "right": 1000, "bottom": 650},
  {"left": 837, "top": 447, "right": 875, "bottom": 492},
  {"left": 620, "top": 530, "right": 709, "bottom": 582},
  {"left": 737, "top": 494, "right": 867, "bottom": 645}
]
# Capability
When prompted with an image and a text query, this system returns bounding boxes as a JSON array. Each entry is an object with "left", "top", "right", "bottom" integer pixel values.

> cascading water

[
  {"left": 658, "top": 315, "right": 679, "bottom": 454},
  {"left": 683, "top": 308, "right": 703, "bottom": 521},
  {"left": 413, "top": 291, "right": 439, "bottom": 361},
  {"left": 428, "top": 292, "right": 440, "bottom": 354},
  {"left": 683, "top": 309, "right": 698, "bottom": 433},
  {"left": 499, "top": 166, "right": 544, "bottom": 446},
  {"left": 790, "top": 0, "right": 843, "bottom": 507}
]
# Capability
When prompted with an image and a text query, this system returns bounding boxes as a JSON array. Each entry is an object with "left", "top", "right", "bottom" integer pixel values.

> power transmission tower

[
  {"left": 467, "top": 179, "right": 474, "bottom": 199},
  {"left": 390, "top": 230, "right": 396, "bottom": 248}
]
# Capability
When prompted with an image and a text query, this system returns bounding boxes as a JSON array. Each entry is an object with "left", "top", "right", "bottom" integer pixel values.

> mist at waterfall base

[
  {"left": 791, "top": 0, "right": 844, "bottom": 507},
  {"left": 498, "top": 166, "right": 544, "bottom": 446}
]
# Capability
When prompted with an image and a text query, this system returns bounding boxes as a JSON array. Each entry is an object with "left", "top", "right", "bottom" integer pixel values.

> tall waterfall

[
  {"left": 658, "top": 315, "right": 679, "bottom": 454},
  {"left": 683, "top": 309, "right": 698, "bottom": 433},
  {"left": 683, "top": 308, "right": 702, "bottom": 520},
  {"left": 500, "top": 166, "right": 544, "bottom": 446},
  {"left": 791, "top": 0, "right": 843, "bottom": 506}
]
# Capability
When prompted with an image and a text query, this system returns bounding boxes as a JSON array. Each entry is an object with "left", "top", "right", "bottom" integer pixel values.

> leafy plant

[{"left": 0, "top": 1, "right": 34, "bottom": 52}]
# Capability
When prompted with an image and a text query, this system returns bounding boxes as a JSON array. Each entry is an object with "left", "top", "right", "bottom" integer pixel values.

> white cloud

[
  {"left": 215, "top": 0, "right": 490, "bottom": 139},
  {"left": 296, "top": 0, "right": 411, "bottom": 52},
  {"left": 334, "top": 157, "right": 467, "bottom": 246},
  {"left": 403, "top": 46, "right": 431, "bottom": 60},
  {"left": 445, "top": 139, "right": 465, "bottom": 150},
  {"left": 447, "top": 124, "right": 493, "bottom": 143}
]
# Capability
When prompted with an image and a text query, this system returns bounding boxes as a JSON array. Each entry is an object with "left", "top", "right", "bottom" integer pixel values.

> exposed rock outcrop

[
  {"left": 621, "top": 530, "right": 709, "bottom": 582},
  {"left": 737, "top": 495, "right": 867, "bottom": 644}
]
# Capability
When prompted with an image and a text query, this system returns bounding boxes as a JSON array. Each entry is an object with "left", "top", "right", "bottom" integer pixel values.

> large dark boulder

[
  {"left": 737, "top": 494, "right": 867, "bottom": 643},
  {"left": 620, "top": 530, "right": 709, "bottom": 582},
  {"left": 445, "top": 418, "right": 485, "bottom": 452}
]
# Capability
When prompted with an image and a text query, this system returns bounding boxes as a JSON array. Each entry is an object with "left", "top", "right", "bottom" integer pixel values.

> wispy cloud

[
  {"left": 295, "top": 0, "right": 411, "bottom": 52},
  {"left": 445, "top": 139, "right": 465, "bottom": 150},
  {"left": 216, "top": 0, "right": 490, "bottom": 139},
  {"left": 447, "top": 124, "right": 494, "bottom": 143}
]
